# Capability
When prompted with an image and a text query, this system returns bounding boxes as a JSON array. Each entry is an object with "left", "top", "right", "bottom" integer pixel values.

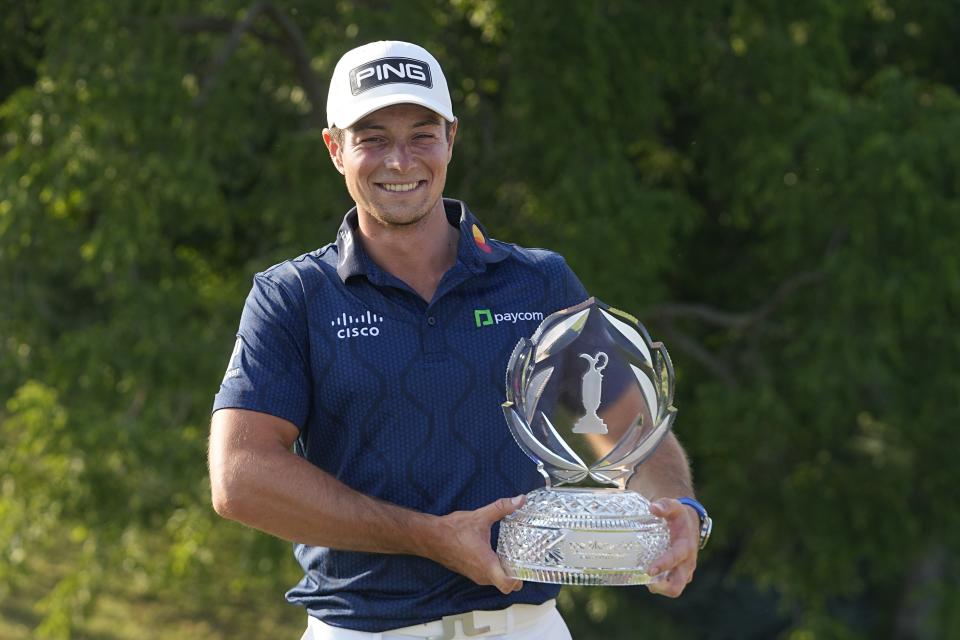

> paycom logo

[{"left": 474, "top": 308, "right": 543, "bottom": 328}]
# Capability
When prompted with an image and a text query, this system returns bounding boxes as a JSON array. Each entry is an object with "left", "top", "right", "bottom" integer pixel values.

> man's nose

[{"left": 384, "top": 143, "right": 414, "bottom": 172}]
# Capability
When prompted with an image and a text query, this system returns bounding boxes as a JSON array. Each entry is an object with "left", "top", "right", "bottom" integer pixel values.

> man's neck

[{"left": 356, "top": 201, "right": 460, "bottom": 303}]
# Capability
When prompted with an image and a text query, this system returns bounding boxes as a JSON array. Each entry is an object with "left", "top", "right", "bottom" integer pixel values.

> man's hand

[
  {"left": 647, "top": 498, "right": 700, "bottom": 598},
  {"left": 425, "top": 495, "right": 526, "bottom": 595}
]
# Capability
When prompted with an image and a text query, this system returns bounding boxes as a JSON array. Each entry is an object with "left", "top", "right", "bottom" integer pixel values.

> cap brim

[{"left": 330, "top": 92, "right": 455, "bottom": 129}]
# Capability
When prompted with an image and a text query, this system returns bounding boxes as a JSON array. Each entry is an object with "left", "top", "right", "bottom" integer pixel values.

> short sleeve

[
  {"left": 212, "top": 274, "right": 311, "bottom": 429},
  {"left": 558, "top": 255, "right": 589, "bottom": 310}
]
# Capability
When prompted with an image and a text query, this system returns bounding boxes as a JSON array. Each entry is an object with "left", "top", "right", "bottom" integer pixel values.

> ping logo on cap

[{"left": 349, "top": 57, "right": 433, "bottom": 95}]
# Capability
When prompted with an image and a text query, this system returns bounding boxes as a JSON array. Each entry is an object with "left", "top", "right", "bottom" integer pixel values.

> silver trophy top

[{"left": 502, "top": 297, "right": 677, "bottom": 489}]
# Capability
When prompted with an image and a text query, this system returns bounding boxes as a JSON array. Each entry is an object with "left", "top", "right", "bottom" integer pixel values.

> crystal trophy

[{"left": 496, "top": 297, "right": 677, "bottom": 585}]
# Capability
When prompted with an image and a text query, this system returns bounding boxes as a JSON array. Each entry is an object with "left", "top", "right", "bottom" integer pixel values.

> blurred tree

[{"left": 1, "top": 1, "right": 958, "bottom": 638}]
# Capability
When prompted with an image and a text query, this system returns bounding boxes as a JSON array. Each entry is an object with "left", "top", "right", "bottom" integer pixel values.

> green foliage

[{"left": 2, "top": 0, "right": 958, "bottom": 637}]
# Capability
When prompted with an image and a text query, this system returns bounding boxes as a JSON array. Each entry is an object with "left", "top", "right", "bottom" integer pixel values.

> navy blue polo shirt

[{"left": 213, "top": 199, "right": 587, "bottom": 632}]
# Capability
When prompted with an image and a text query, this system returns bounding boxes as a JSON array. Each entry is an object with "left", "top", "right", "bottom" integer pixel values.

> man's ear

[
  {"left": 322, "top": 128, "right": 346, "bottom": 175},
  {"left": 446, "top": 118, "right": 458, "bottom": 163}
]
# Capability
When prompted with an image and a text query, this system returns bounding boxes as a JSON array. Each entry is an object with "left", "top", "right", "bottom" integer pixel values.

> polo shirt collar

[
  {"left": 334, "top": 209, "right": 366, "bottom": 282},
  {"left": 335, "top": 198, "right": 508, "bottom": 283}
]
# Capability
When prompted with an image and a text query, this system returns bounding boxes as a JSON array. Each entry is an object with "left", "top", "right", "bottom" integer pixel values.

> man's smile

[{"left": 377, "top": 180, "right": 426, "bottom": 193}]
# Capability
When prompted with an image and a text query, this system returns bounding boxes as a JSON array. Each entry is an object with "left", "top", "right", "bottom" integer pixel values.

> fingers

[
  {"left": 434, "top": 497, "right": 527, "bottom": 594},
  {"left": 646, "top": 498, "right": 699, "bottom": 598},
  {"left": 648, "top": 534, "right": 696, "bottom": 578},
  {"left": 493, "top": 571, "right": 523, "bottom": 594},
  {"left": 647, "top": 562, "right": 695, "bottom": 598},
  {"left": 476, "top": 497, "right": 525, "bottom": 594},
  {"left": 482, "top": 548, "right": 523, "bottom": 594},
  {"left": 478, "top": 494, "right": 526, "bottom": 523},
  {"left": 650, "top": 498, "right": 698, "bottom": 558},
  {"left": 650, "top": 497, "right": 691, "bottom": 527}
]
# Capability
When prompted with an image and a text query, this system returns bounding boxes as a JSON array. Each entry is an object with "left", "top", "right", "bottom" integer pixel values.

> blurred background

[{"left": 2, "top": 1, "right": 958, "bottom": 638}]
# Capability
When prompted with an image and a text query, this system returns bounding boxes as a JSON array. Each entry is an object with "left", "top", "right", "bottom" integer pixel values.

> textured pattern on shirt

[{"left": 213, "top": 199, "right": 588, "bottom": 632}]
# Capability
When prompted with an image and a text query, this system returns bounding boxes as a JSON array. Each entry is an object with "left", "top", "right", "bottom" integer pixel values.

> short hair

[{"left": 328, "top": 118, "right": 455, "bottom": 146}]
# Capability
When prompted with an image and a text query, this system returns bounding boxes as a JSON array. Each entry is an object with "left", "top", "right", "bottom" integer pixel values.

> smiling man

[{"left": 208, "top": 41, "right": 706, "bottom": 640}]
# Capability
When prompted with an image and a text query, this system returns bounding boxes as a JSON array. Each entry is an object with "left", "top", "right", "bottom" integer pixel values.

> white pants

[{"left": 301, "top": 600, "right": 571, "bottom": 640}]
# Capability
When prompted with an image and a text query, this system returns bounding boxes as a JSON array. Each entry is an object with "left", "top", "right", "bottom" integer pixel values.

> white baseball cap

[{"left": 326, "top": 40, "right": 455, "bottom": 129}]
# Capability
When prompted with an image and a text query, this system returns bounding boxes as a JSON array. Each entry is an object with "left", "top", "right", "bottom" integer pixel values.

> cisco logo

[{"left": 331, "top": 310, "right": 384, "bottom": 339}]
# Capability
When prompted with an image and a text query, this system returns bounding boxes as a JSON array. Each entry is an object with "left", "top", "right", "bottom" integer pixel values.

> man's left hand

[{"left": 646, "top": 498, "right": 700, "bottom": 598}]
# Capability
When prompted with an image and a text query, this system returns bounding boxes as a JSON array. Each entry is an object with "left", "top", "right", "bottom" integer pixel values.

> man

[{"left": 209, "top": 41, "right": 709, "bottom": 639}]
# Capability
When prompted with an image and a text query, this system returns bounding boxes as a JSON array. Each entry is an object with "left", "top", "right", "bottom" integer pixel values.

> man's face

[{"left": 324, "top": 103, "right": 457, "bottom": 228}]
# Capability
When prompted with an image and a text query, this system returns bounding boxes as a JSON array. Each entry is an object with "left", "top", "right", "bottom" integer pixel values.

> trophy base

[{"left": 496, "top": 488, "right": 670, "bottom": 586}]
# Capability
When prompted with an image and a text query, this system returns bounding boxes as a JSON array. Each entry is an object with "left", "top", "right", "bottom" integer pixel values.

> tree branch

[
  {"left": 643, "top": 231, "right": 845, "bottom": 385},
  {"left": 192, "top": 2, "right": 269, "bottom": 108},
  {"left": 658, "top": 325, "right": 738, "bottom": 388},
  {"left": 258, "top": 4, "right": 327, "bottom": 128},
  {"left": 170, "top": 15, "right": 283, "bottom": 46},
  {"left": 644, "top": 231, "right": 843, "bottom": 330},
  {"left": 173, "top": 3, "right": 326, "bottom": 129},
  {"left": 646, "top": 267, "right": 825, "bottom": 330}
]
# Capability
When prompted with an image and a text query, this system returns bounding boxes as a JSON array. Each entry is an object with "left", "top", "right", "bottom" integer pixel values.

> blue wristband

[{"left": 677, "top": 497, "right": 712, "bottom": 549}]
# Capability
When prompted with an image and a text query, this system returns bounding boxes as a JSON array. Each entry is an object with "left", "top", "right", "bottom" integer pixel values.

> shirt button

[{"left": 427, "top": 316, "right": 437, "bottom": 326}]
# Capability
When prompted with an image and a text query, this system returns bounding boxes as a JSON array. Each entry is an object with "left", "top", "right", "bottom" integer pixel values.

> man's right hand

[
  {"left": 425, "top": 495, "right": 527, "bottom": 595},
  {"left": 211, "top": 409, "right": 530, "bottom": 593}
]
